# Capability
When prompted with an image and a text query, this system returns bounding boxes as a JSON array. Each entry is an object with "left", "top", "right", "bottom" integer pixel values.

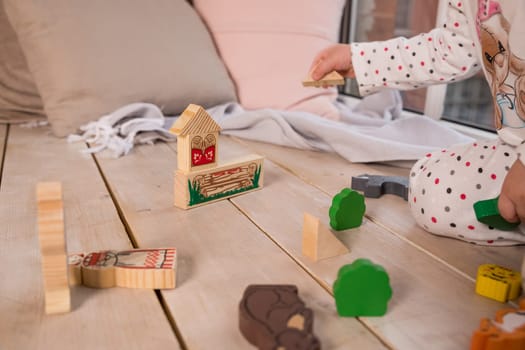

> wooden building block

[
  {"left": 76, "top": 248, "right": 177, "bottom": 289},
  {"left": 67, "top": 253, "right": 84, "bottom": 286},
  {"left": 36, "top": 182, "right": 70, "bottom": 314},
  {"left": 474, "top": 197, "right": 520, "bottom": 231},
  {"left": 169, "top": 104, "right": 222, "bottom": 173},
  {"left": 239, "top": 285, "right": 321, "bottom": 350},
  {"left": 329, "top": 188, "right": 366, "bottom": 231},
  {"left": 302, "top": 213, "right": 349, "bottom": 262},
  {"left": 470, "top": 299, "right": 525, "bottom": 350},
  {"left": 475, "top": 264, "right": 521, "bottom": 302},
  {"left": 174, "top": 154, "right": 264, "bottom": 209},
  {"left": 351, "top": 174, "right": 409, "bottom": 201},
  {"left": 333, "top": 259, "right": 392, "bottom": 317},
  {"left": 302, "top": 70, "right": 344, "bottom": 87}
]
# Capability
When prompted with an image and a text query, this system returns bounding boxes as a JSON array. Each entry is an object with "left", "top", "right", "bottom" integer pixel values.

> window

[{"left": 341, "top": 0, "right": 495, "bottom": 131}]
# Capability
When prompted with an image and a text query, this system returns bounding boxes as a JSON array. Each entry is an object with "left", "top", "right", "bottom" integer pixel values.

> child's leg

[{"left": 408, "top": 139, "right": 525, "bottom": 246}]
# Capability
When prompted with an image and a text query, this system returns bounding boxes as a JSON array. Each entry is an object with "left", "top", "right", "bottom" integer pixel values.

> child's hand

[
  {"left": 310, "top": 44, "right": 355, "bottom": 81},
  {"left": 499, "top": 159, "right": 525, "bottom": 223}
]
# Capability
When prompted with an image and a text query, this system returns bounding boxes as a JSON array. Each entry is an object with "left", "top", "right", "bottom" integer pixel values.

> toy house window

[{"left": 191, "top": 134, "right": 216, "bottom": 166}]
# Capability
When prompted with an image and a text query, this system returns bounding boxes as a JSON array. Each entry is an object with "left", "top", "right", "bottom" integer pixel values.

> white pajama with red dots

[
  {"left": 351, "top": 0, "right": 525, "bottom": 245},
  {"left": 409, "top": 139, "right": 525, "bottom": 245}
]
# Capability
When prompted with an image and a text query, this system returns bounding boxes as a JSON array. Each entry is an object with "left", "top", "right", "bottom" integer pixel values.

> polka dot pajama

[{"left": 409, "top": 139, "right": 525, "bottom": 245}]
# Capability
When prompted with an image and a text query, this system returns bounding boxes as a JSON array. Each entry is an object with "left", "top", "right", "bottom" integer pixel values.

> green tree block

[
  {"left": 333, "top": 259, "right": 392, "bottom": 317},
  {"left": 329, "top": 188, "right": 365, "bottom": 231},
  {"left": 473, "top": 196, "right": 520, "bottom": 231}
]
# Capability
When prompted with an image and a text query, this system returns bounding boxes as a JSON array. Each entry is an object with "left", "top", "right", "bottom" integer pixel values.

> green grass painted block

[
  {"left": 333, "top": 259, "right": 392, "bottom": 317},
  {"left": 329, "top": 188, "right": 365, "bottom": 231},
  {"left": 187, "top": 165, "right": 262, "bottom": 207},
  {"left": 473, "top": 196, "right": 520, "bottom": 231}
]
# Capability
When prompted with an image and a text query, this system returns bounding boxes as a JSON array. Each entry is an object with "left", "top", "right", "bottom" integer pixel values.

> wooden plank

[
  {"left": 0, "top": 125, "right": 180, "bottom": 349},
  {"left": 222, "top": 137, "right": 514, "bottom": 349},
  {"left": 93, "top": 140, "right": 387, "bottom": 349},
  {"left": 232, "top": 137, "right": 525, "bottom": 281}
]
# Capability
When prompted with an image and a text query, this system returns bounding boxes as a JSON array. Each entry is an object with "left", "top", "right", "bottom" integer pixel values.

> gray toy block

[{"left": 351, "top": 174, "right": 409, "bottom": 201}]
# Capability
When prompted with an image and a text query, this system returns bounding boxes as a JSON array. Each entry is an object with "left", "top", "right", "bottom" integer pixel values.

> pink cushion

[{"left": 193, "top": 0, "right": 346, "bottom": 119}]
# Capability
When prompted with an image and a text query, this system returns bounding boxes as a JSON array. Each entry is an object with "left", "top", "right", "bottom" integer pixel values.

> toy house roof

[{"left": 169, "top": 104, "right": 222, "bottom": 137}]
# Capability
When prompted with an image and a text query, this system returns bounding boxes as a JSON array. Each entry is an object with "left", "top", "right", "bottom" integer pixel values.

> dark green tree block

[
  {"left": 473, "top": 196, "right": 520, "bottom": 231},
  {"left": 329, "top": 188, "right": 365, "bottom": 231},
  {"left": 333, "top": 259, "right": 392, "bottom": 317}
]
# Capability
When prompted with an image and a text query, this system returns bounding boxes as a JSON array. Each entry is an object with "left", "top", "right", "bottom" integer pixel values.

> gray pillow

[
  {"left": 4, "top": 0, "right": 237, "bottom": 136},
  {"left": 0, "top": 0, "right": 45, "bottom": 123}
]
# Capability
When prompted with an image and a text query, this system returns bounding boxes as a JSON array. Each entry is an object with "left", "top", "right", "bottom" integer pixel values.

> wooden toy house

[
  {"left": 169, "top": 104, "right": 221, "bottom": 172},
  {"left": 170, "top": 104, "right": 265, "bottom": 209}
]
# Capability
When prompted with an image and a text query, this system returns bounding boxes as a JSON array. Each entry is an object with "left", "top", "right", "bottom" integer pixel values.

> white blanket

[{"left": 70, "top": 90, "right": 474, "bottom": 166}]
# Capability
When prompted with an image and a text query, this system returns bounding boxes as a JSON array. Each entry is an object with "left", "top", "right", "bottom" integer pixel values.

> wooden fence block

[{"left": 174, "top": 154, "right": 264, "bottom": 209}]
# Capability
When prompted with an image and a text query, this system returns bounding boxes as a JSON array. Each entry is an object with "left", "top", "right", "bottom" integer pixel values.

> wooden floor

[{"left": 0, "top": 124, "right": 523, "bottom": 350}]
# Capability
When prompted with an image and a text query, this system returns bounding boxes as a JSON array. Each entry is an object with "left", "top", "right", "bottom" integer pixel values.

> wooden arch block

[{"left": 302, "top": 213, "right": 349, "bottom": 262}]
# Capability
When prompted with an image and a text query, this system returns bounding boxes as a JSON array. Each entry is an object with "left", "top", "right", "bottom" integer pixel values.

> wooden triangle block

[
  {"left": 302, "top": 213, "right": 349, "bottom": 262},
  {"left": 302, "top": 71, "right": 344, "bottom": 87}
]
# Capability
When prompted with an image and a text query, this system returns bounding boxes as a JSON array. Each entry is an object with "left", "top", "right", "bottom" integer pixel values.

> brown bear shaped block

[{"left": 239, "top": 285, "right": 321, "bottom": 350}]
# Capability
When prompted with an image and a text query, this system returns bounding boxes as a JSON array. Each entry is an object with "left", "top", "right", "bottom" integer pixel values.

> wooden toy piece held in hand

[
  {"left": 69, "top": 248, "right": 177, "bottom": 289},
  {"left": 470, "top": 299, "right": 525, "bottom": 350},
  {"left": 239, "top": 285, "right": 321, "bottom": 350},
  {"left": 473, "top": 196, "right": 521, "bottom": 231},
  {"left": 37, "top": 182, "right": 70, "bottom": 314},
  {"left": 351, "top": 174, "right": 409, "bottom": 201},
  {"left": 329, "top": 188, "right": 365, "bottom": 231},
  {"left": 302, "top": 70, "right": 344, "bottom": 87}
]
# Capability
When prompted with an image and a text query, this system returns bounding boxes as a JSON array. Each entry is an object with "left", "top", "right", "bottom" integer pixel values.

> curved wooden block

[{"left": 351, "top": 174, "right": 409, "bottom": 201}]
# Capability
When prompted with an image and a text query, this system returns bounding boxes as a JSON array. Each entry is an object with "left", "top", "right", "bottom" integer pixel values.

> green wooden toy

[
  {"left": 473, "top": 196, "right": 520, "bottom": 231},
  {"left": 333, "top": 259, "right": 392, "bottom": 317},
  {"left": 329, "top": 188, "right": 365, "bottom": 231}
]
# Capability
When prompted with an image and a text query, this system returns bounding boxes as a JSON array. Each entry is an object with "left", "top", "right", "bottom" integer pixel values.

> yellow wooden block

[{"left": 475, "top": 264, "right": 522, "bottom": 303}]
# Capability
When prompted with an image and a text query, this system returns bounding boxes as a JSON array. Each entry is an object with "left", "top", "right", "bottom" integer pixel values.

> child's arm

[{"left": 350, "top": 2, "right": 481, "bottom": 96}]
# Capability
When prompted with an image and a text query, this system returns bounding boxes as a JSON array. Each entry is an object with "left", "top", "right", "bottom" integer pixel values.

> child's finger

[
  {"left": 498, "top": 194, "right": 521, "bottom": 223},
  {"left": 311, "top": 59, "right": 332, "bottom": 80}
]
